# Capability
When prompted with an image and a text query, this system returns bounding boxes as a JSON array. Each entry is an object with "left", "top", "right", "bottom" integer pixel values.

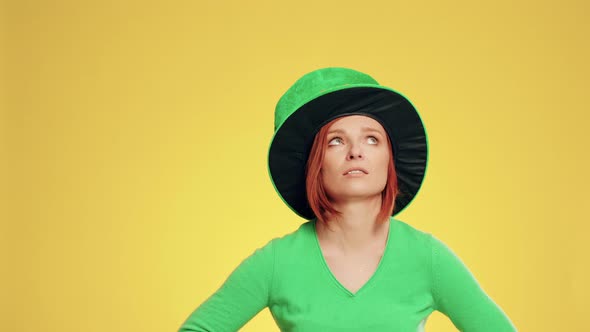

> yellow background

[{"left": 2, "top": 0, "right": 589, "bottom": 331}]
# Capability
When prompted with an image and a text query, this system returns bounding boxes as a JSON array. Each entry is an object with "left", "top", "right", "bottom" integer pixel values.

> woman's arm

[
  {"left": 430, "top": 234, "right": 517, "bottom": 332},
  {"left": 178, "top": 239, "right": 276, "bottom": 332}
]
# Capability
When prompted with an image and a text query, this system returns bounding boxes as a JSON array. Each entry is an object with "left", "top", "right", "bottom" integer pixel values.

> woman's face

[{"left": 321, "top": 115, "right": 390, "bottom": 202}]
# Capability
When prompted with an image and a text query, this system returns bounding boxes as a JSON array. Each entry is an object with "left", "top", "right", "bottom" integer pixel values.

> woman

[{"left": 178, "top": 67, "right": 517, "bottom": 331}]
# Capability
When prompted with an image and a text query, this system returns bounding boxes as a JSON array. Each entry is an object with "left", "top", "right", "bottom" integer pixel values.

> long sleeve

[
  {"left": 430, "top": 234, "right": 517, "bottom": 332},
  {"left": 178, "top": 239, "right": 276, "bottom": 332}
]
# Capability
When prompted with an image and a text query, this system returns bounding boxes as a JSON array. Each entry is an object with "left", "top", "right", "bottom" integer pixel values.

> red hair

[{"left": 305, "top": 117, "right": 399, "bottom": 224}]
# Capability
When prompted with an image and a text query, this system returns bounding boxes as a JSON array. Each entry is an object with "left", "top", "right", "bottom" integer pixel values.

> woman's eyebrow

[
  {"left": 361, "top": 127, "right": 385, "bottom": 135},
  {"left": 327, "top": 127, "right": 384, "bottom": 135},
  {"left": 327, "top": 128, "right": 346, "bottom": 135}
]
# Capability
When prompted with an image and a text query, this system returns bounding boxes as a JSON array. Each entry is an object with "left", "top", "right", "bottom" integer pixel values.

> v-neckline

[{"left": 312, "top": 218, "right": 393, "bottom": 297}]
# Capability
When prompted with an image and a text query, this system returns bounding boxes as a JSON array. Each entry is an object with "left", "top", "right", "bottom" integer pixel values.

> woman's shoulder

[
  {"left": 389, "top": 218, "right": 438, "bottom": 262},
  {"left": 391, "top": 218, "right": 433, "bottom": 243},
  {"left": 391, "top": 218, "right": 462, "bottom": 262},
  {"left": 266, "top": 220, "right": 316, "bottom": 249}
]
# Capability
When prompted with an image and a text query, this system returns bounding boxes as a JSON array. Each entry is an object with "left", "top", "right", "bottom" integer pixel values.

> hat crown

[{"left": 274, "top": 67, "right": 380, "bottom": 131}]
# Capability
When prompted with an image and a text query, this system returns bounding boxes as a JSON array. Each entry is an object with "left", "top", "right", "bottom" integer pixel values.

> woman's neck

[{"left": 315, "top": 195, "right": 389, "bottom": 254}]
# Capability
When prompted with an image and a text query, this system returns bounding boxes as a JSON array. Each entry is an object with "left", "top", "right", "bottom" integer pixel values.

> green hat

[{"left": 268, "top": 67, "right": 428, "bottom": 220}]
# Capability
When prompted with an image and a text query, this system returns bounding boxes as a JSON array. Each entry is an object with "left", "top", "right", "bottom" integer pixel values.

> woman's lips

[{"left": 343, "top": 168, "right": 369, "bottom": 176}]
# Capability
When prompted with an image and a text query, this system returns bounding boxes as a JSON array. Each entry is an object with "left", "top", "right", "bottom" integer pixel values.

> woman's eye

[
  {"left": 367, "top": 136, "right": 378, "bottom": 144},
  {"left": 328, "top": 137, "right": 344, "bottom": 145}
]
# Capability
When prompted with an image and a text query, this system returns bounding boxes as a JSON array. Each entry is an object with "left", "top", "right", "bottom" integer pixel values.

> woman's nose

[{"left": 346, "top": 143, "right": 364, "bottom": 160}]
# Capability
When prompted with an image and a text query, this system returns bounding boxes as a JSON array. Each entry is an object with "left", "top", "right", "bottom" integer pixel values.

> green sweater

[{"left": 179, "top": 218, "right": 517, "bottom": 331}]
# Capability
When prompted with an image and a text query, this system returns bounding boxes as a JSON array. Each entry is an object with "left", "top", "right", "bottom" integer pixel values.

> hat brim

[{"left": 268, "top": 86, "right": 428, "bottom": 220}]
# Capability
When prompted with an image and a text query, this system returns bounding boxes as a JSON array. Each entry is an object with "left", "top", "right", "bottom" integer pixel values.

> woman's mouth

[{"left": 343, "top": 168, "right": 369, "bottom": 175}]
